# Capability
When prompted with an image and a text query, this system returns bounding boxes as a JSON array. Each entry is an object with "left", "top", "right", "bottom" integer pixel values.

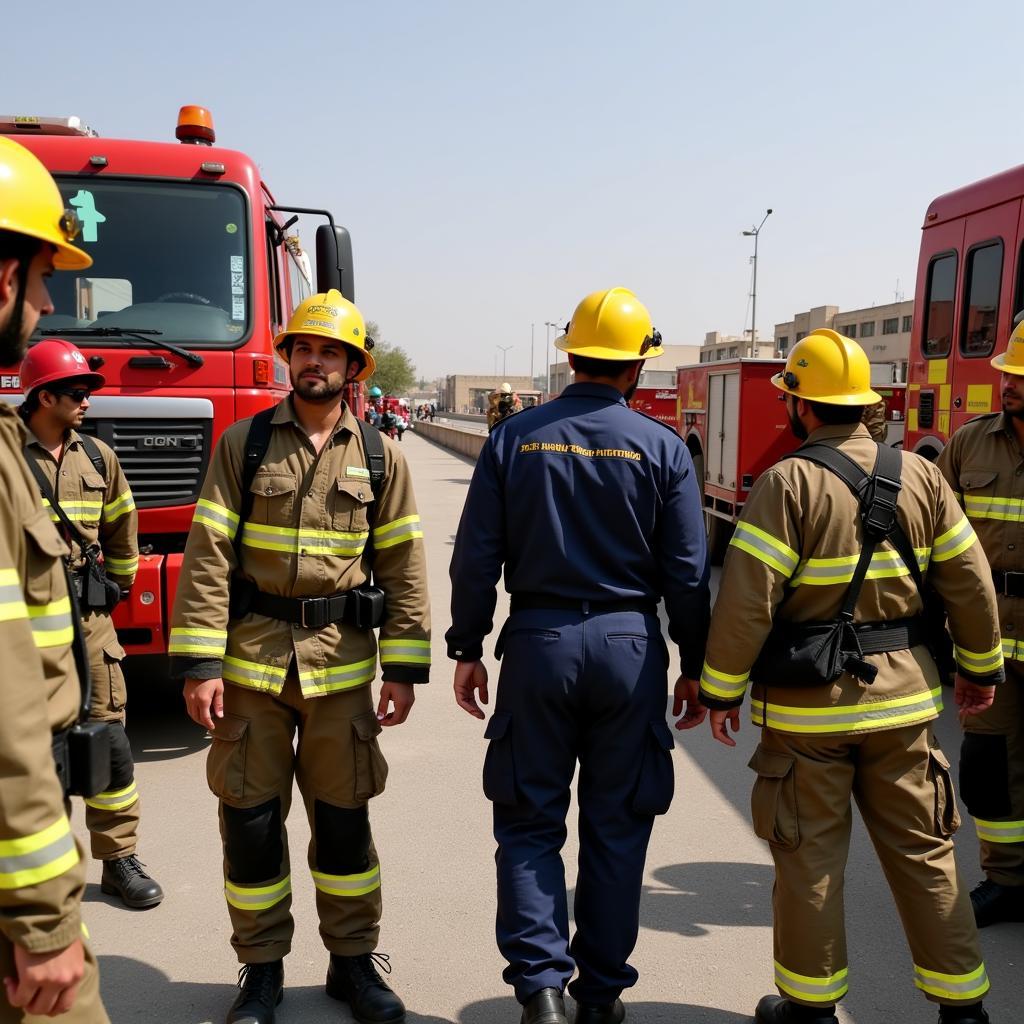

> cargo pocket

[
  {"left": 100, "top": 639, "right": 128, "bottom": 713},
  {"left": 351, "top": 710, "right": 389, "bottom": 802},
  {"left": 206, "top": 714, "right": 249, "bottom": 801},
  {"left": 959, "top": 732, "right": 1010, "bottom": 818},
  {"left": 928, "top": 745, "right": 961, "bottom": 838},
  {"left": 482, "top": 711, "right": 517, "bottom": 805},
  {"left": 748, "top": 746, "right": 799, "bottom": 850},
  {"left": 631, "top": 719, "right": 676, "bottom": 816}
]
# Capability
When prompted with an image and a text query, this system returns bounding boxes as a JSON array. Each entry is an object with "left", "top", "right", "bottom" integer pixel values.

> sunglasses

[{"left": 52, "top": 387, "right": 91, "bottom": 403}]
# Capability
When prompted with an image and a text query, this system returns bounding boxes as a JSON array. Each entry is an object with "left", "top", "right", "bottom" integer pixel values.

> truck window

[
  {"left": 923, "top": 251, "right": 957, "bottom": 358},
  {"left": 960, "top": 240, "right": 1003, "bottom": 357},
  {"left": 265, "top": 228, "right": 282, "bottom": 331}
]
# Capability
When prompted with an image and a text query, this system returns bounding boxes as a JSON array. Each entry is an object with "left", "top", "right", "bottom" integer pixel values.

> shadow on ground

[
  {"left": 123, "top": 656, "right": 209, "bottom": 763},
  {"left": 458, "top": 997, "right": 751, "bottom": 1023}
]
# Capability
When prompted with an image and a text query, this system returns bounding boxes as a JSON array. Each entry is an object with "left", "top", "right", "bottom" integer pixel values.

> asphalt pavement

[{"left": 77, "top": 430, "right": 1023, "bottom": 1023}]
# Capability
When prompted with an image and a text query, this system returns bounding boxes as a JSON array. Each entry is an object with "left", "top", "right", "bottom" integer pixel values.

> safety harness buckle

[{"left": 300, "top": 596, "right": 331, "bottom": 630}]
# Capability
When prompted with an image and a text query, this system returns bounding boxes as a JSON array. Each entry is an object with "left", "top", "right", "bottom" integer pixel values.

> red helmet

[{"left": 20, "top": 339, "right": 105, "bottom": 396}]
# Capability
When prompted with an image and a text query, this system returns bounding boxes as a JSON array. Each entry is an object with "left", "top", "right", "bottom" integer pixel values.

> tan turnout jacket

[
  {"left": 0, "top": 404, "right": 85, "bottom": 951},
  {"left": 700, "top": 423, "right": 1003, "bottom": 735},
  {"left": 170, "top": 397, "right": 430, "bottom": 696}
]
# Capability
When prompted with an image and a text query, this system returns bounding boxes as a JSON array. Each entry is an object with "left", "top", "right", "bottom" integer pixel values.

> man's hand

[
  {"left": 672, "top": 676, "right": 707, "bottom": 730},
  {"left": 710, "top": 707, "right": 741, "bottom": 747},
  {"left": 183, "top": 677, "right": 224, "bottom": 731},
  {"left": 4, "top": 940, "right": 84, "bottom": 1017},
  {"left": 954, "top": 673, "right": 996, "bottom": 721},
  {"left": 453, "top": 660, "right": 489, "bottom": 719},
  {"left": 377, "top": 682, "right": 415, "bottom": 726}
]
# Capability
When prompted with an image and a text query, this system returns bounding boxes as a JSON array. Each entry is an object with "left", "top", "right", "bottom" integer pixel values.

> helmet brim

[
  {"left": 554, "top": 335, "right": 665, "bottom": 362},
  {"left": 990, "top": 353, "right": 1024, "bottom": 375},
  {"left": 52, "top": 239, "right": 92, "bottom": 271},
  {"left": 771, "top": 372, "right": 881, "bottom": 405}
]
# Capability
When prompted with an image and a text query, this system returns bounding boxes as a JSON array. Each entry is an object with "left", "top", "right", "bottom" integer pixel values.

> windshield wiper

[{"left": 36, "top": 327, "right": 204, "bottom": 367}]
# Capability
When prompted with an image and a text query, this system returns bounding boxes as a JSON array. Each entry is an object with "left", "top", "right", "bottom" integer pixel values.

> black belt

[
  {"left": 510, "top": 593, "right": 658, "bottom": 616},
  {"left": 230, "top": 577, "right": 384, "bottom": 630},
  {"left": 992, "top": 570, "right": 1024, "bottom": 598},
  {"left": 846, "top": 616, "right": 928, "bottom": 655}
]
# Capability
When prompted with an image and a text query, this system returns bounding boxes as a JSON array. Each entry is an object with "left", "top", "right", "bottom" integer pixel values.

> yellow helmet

[
  {"left": 991, "top": 320, "right": 1024, "bottom": 376},
  {"left": 273, "top": 289, "right": 376, "bottom": 381},
  {"left": 0, "top": 138, "right": 91, "bottom": 270},
  {"left": 556, "top": 287, "right": 664, "bottom": 361},
  {"left": 772, "top": 329, "right": 881, "bottom": 406}
]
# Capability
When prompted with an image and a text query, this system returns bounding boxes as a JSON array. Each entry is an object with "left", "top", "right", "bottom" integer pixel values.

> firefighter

[
  {"left": 448, "top": 287, "right": 711, "bottom": 1024},
  {"left": 700, "top": 329, "right": 1000, "bottom": 1024},
  {"left": 18, "top": 339, "right": 163, "bottom": 911},
  {"left": 0, "top": 137, "right": 109, "bottom": 1021},
  {"left": 170, "top": 290, "right": 429, "bottom": 1024},
  {"left": 936, "top": 320, "right": 1024, "bottom": 929}
]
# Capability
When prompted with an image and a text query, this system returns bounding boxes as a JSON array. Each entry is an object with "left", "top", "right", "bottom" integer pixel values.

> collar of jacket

[
  {"left": 986, "top": 411, "right": 1018, "bottom": 438},
  {"left": 271, "top": 394, "right": 359, "bottom": 437},
  {"left": 803, "top": 422, "right": 871, "bottom": 445},
  {"left": 559, "top": 382, "right": 628, "bottom": 405},
  {"left": 23, "top": 424, "right": 83, "bottom": 453}
]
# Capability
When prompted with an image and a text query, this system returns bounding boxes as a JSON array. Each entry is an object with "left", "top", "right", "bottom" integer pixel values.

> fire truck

[
  {"left": 678, "top": 358, "right": 906, "bottom": 561},
  {"left": 627, "top": 366, "right": 678, "bottom": 425},
  {"left": 0, "top": 107, "right": 362, "bottom": 656},
  {"left": 906, "top": 162, "right": 1024, "bottom": 458}
]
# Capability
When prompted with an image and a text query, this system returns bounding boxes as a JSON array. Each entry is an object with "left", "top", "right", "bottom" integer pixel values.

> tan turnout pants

[
  {"left": 206, "top": 673, "right": 387, "bottom": 963},
  {"left": 749, "top": 723, "right": 988, "bottom": 1008}
]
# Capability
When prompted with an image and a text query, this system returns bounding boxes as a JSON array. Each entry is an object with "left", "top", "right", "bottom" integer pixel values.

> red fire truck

[
  {"left": 628, "top": 385, "right": 677, "bottom": 425},
  {"left": 0, "top": 107, "right": 362, "bottom": 655},
  {"left": 906, "top": 162, "right": 1024, "bottom": 458}
]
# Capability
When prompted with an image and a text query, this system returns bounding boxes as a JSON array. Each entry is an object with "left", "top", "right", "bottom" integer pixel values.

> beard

[
  {"left": 787, "top": 403, "right": 808, "bottom": 440},
  {"left": 623, "top": 377, "right": 639, "bottom": 402},
  {"left": 1002, "top": 395, "right": 1024, "bottom": 420},
  {"left": 0, "top": 300, "right": 27, "bottom": 368},
  {"left": 292, "top": 372, "right": 345, "bottom": 403}
]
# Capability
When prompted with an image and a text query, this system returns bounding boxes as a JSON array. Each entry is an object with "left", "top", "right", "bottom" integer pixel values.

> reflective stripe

[
  {"left": 27, "top": 597, "right": 74, "bottom": 649},
  {"left": 700, "top": 662, "right": 749, "bottom": 701},
  {"left": 299, "top": 657, "right": 377, "bottom": 696},
  {"left": 193, "top": 499, "right": 239, "bottom": 540},
  {"left": 222, "top": 655, "right": 288, "bottom": 693},
  {"left": 0, "top": 815, "right": 79, "bottom": 889},
  {"left": 963, "top": 494, "right": 1024, "bottom": 522},
  {"left": 41, "top": 497, "right": 102, "bottom": 522},
  {"left": 1001, "top": 637, "right": 1024, "bottom": 663},
  {"left": 379, "top": 639, "right": 431, "bottom": 664},
  {"left": 954, "top": 643, "right": 1003, "bottom": 675},
  {"left": 751, "top": 687, "right": 943, "bottom": 734},
  {"left": 913, "top": 963, "right": 989, "bottom": 1001},
  {"left": 0, "top": 569, "right": 28, "bottom": 623},
  {"left": 973, "top": 818, "right": 1024, "bottom": 843},
  {"left": 773, "top": 962, "right": 849, "bottom": 1002},
  {"left": 225, "top": 875, "right": 291, "bottom": 911},
  {"left": 931, "top": 516, "right": 976, "bottom": 561},
  {"left": 373, "top": 515, "right": 423, "bottom": 550},
  {"left": 84, "top": 781, "right": 138, "bottom": 812},
  {"left": 729, "top": 522, "right": 799, "bottom": 577},
  {"left": 103, "top": 490, "right": 135, "bottom": 523},
  {"left": 790, "top": 548, "right": 929, "bottom": 586},
  {"left": 104, "top": 554, "right": 139, "bottom": 575},
  {"left": 311, "top": 864, "right": 381, "bottom": 897},
  {"left": 168, "top": 627, "right": 228, "bottom": 657},
  {"left": 241, "top": 521, "right": 368, "bottom": 557}
]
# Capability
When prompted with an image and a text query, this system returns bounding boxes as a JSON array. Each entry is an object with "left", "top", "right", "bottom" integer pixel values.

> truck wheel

[{"left": 706, "top": 513, "right": 733, "bottom": 566}]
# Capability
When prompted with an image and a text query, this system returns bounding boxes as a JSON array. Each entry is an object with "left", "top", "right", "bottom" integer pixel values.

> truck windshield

[{"left": 37, "top": 179, "right": 249, "bottom": 346}]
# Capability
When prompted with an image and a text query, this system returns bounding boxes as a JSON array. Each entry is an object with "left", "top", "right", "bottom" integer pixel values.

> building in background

[
  {"left": 442, "top": 374, "right": 534, "bottom": 413},
  {"left": 697, "top": 330, "right": 774, "bottom": 362}
]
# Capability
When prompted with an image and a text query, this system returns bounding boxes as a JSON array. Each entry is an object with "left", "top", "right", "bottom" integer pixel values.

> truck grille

[{"left": 79, "top": 419, "right": 211, "bottom": 509}]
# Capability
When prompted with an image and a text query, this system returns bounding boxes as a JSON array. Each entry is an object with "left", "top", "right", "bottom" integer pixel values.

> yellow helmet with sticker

[
  {"left": 556, "top": 287, "right": 664, "bottom": 361},
  {"left": 273, "top": 289, "right": 376, "bottom": 381},
  {"left": 771, "top": 329, "right": 880, "bottom": 405},
  {"left": 991, "top": 319, "right": 1024, "bottom": 376}
]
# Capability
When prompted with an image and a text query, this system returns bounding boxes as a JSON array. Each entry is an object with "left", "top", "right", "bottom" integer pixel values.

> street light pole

[
  {"left": 497, "top": 344, "right": 512, "bottom": 377},
  {"left": 743, "top": 208, "right": 773, "bottom": 358},
  {"left": 530, "top": 323, "right": 535, "bottom": 385},
  {"left": 544, "top": 321, "right": 561, "bottom": 396}
]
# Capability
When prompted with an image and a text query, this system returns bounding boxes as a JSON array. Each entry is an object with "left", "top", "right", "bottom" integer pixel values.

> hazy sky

[{"left": 8, "top": 1, "right": 1022, "bottom": 379}]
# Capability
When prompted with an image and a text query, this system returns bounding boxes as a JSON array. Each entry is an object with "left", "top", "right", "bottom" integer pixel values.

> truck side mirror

[{"left": 315, "top": 224, "right": 355, "bottom": 303}]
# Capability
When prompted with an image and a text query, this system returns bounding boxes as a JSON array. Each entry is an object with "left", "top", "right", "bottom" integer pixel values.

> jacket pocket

[
  {"left": 206, "top": 714, "right": 249, "bottom": 801},
  {"left": 80, "top": 472, "right": 106, "bottom": 525},
  {"left": 959, "top": 732, "right": 1010, "bottom": 818},
  {"left": 333, "top": 478, "right": 374, "bottom": 533},
  {"left": 22, "top": 510, "right": 69, "bottom": 606},
  {"left": 482, "top": 711, "right": 518, "bottom": 805},
  {"left": 351, "top": 710, "right": 389, "bottom": 802},
  {"left": 248, "top": 470, "right": 297, "bottom": 524},
  {"left": 957, "top": 468, "right": 1000, "bottom": 517},
  {"left": 631, "top": 719, "right": 676, "bottom": 816},
  {"left": 927, "top": 745, "right": 961, "bottom": 838},
  {"left": 748, "top": 746, "right": 800, "bottom": 850}
]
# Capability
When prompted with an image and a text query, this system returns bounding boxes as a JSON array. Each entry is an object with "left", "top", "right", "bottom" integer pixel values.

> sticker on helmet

[
  {"left": 303, "top": 319, "right": 332, "bottom": 330},
  {"left": 68, "top": 190, "right": 106, "bottom": 243},
  {"left": 225, "top": 223, "right": 238, "bottom": 234},
  {"left": 307, "top": 304, "right": 339, "bottom": 318}
]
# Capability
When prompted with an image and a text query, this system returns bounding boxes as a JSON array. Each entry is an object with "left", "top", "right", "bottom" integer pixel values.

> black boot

[
  {"left": 970, "top": 878, "right": 1024, "bottom": 928},
  {"left": 226, "top": 962, "right": 284, "bottom": 1024},
  {"left": 326, "top": 952, "right": 405, "bottom": 1023},
  {"left": 575, "top": 997, "right": 625, "bottom": 1023},
  {"left": 521, "top": 988, "right": 567, "bottom": 1024},
  {"left": 938, "top": 1002, "right": 990, "bottom": 1023},
  {"left": 100, "top": 854, "right": 164, "bottom": 909},
  {"left": 754, "top": 995, "right": 838, "bottom": 1024}
]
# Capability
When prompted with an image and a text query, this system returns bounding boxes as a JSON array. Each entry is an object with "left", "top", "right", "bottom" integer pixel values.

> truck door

[{"left": 707, "top": 369, "right": 739, "bottom": 489}]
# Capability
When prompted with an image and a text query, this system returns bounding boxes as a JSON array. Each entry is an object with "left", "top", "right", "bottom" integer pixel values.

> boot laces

[
  {"left": 351, "top": 952, "right": 392, "bottom": 987},
  {"left": 113, "top": 855, "right": 149, "bottom": 881},
  {"left": 237, "top": 963, "right": 280, "bottom": 1004}
]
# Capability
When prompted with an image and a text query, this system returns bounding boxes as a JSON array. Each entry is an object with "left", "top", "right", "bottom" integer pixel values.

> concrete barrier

[{"left": 414, "top": 421, "right": 485, "bottom": 460}]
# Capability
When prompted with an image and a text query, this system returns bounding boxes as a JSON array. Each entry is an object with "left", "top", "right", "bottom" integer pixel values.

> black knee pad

[
  {"left": 223, "top": 797, "right": 283, "bottom": 883},
  {"left": 107, "top": 722, "right": 135, "bottom": 790},
  {"left": 314, "top": 800, "right": 370, "bottom": 875},
  {"left": 960, "top": 733, "right": 1010, "bottom": 818}
]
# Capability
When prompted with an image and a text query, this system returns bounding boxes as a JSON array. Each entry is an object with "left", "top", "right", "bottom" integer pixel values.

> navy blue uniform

[{"left": 447, "top": 382, "right": 710, "bottom": 1005}]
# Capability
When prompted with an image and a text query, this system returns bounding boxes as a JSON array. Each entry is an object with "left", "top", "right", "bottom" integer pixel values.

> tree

[{"left": 363, "top": 320, "right": 417, "bottom": 397}]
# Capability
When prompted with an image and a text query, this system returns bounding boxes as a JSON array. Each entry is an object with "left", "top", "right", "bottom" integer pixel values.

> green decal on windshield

[{"left": 69, "top": 190, "right": 106, "bottom": 243}]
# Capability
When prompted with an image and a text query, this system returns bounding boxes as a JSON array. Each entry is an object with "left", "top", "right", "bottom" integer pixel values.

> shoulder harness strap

[
  {"left": 234, "top": 406, "right": 277, "bottom": 555},
  {"left": 77, "top": 433, "right": 107, "bottom": 482},
  {"left": 355, "top": 418, "right": 386, "bottom": 501}
]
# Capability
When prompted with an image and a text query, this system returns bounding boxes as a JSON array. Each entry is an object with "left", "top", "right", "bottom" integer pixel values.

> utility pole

[
  {"left": 743, "top": 208, "right": 773, "bottom": 357},
  {"left": 497, "top": 345, "right": 512, "bottom": 377},
  {"left": 530, "top": 323, "right": 535, "bottom": 385},
  {"left": 544, "top": 321, "right": 560, "bottom": 396}
]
